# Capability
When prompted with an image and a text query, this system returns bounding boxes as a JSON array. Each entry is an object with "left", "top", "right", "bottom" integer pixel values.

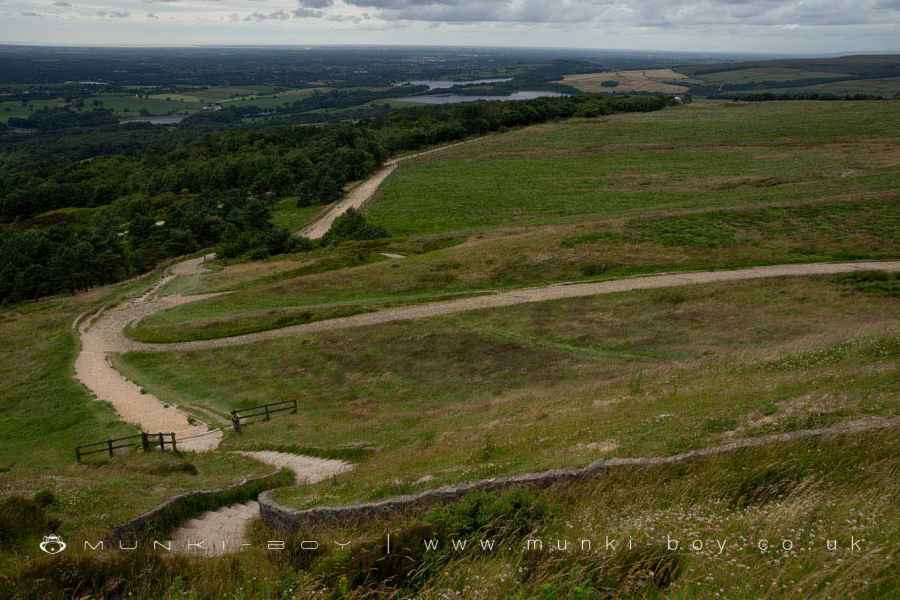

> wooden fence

[
  {"left": 231, "top": 400, "right": 297, "bottom": 432},
  {"left": 75, "top": 432, "right": 177, "bottom": 462}
]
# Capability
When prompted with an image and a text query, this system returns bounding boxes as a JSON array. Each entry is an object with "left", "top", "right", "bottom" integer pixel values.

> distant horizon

[{"left": 1, "top": 42, "right": 899, "bottom": 60}]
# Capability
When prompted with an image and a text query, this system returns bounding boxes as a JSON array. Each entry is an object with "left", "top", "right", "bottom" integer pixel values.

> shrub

[
  {"left": 144, "top": 461, "right": 199, "bottom": 476},
  {"left": 0, "top": 496, "right": 50, "bottom": 549},
  {"left": 323, "top": 209, "right": 389, "bottom": 245},
  {"left": 32, "top": 490, "right": 56, "bottom": 508},
  {"left": 424, "top": 489, "right": 549, "bottom": 539}
]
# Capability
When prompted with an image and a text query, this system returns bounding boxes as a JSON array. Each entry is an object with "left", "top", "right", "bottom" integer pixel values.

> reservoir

[
  {"left": 396, "top": 91, "right": 569, "bottom": 105},
  {"left": 400, "top": 78, "right": 512, "bottom": 90}
]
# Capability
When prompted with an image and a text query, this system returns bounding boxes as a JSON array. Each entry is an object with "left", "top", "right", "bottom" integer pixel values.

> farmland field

[
  {"left": 756, "top": 76, "right": 900, "bottom": 97},
  {"left": 697, "top": 67, "right": 852, "bottom": 84},
  {"left": 559, "top": 68, "right": 689, "bottom": 94}
]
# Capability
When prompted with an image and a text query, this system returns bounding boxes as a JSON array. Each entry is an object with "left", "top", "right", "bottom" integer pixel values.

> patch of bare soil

[{"left": 236, "top": 451, "right": 352, "bottom": 484}]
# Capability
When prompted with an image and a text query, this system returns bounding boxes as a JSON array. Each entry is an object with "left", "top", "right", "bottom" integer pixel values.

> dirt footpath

[
  {"left": 74, "top": 255, "right": 224, "bottom": 451},
  {"left": 171, "top": 453, "right": 351, "bottom": 555},
  {"left": 126, "top": 260, "right": 900, "bottom": 353}
]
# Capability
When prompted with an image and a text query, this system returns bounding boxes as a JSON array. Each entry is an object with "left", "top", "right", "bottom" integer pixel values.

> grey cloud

[
  {"left": 53, "top": 1, "right": 72, "bottom": 6},
  {"left": 21, "top": 10, "right": 43, "bottom": 16},
  {"left": 293, "top": 7, "right": 324, "bottom": 17},
  {"left": 245, "top": 9, "right": 291, "bottom": 21},
  {"left": 340, "top": 0, "right": 900, "bottom": 26},
  {"left": 298, "top": 0, "right": 333, "bottom": 7}
]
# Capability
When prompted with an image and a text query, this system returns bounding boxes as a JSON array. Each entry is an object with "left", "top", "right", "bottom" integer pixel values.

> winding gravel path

[
  {"left": 124, "top": 260, "right": 900, "bottom": 353},
  {"left": 74, "top": 255, "right": 225, "bottom": 451}
]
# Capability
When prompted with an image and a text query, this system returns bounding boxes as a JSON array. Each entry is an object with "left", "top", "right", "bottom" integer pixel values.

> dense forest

[{"left": 0, "top": 94, "right": 673, "bottom": 304}]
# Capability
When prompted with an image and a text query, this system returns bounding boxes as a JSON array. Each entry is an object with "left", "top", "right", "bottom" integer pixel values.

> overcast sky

[{"left": 2, "top": 0, "right": 900, "bottom": 54}]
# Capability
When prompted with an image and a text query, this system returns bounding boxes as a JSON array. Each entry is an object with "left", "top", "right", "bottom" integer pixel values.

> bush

[
  {"left": 322, "top": 209, "right": 390, "bottom": 245},
  {"left": 424, "top": 489, "right": 550, "bottom": 539},
  {"left": 32, "top": 490, "right": 56, "bottom": 508},
  {"left": 0, "top": 496, "right": 50, "bottom": 549}
]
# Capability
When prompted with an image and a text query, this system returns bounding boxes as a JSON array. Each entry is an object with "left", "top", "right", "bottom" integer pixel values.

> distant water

[
  {"left": 396, "top": 91, "right": 569, "bottom": 105},
  {"left": 401, "top": 78, "right": 513, "bottom": 90},
  {"left": 120, "top": 115, "right": 185, "bottom": 125}
]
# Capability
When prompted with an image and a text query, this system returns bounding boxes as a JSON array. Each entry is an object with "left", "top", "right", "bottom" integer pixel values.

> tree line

[{"left": 1, "top": 94, "right": 675, "bottom": 303}]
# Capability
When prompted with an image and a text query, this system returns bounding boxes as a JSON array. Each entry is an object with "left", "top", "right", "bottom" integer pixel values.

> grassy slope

[
  {"left": 0, "top": 278, "right": 272, "bottom": 567},
  {"left": 128, "top": 194, "right": 900, "bottom": 342},
  {"left": 117, "top": 276, "right": 900, "bottom": 509},
  {"left": 126, "top": 101, "right": 900, "bottom": 343},
  {"left": 7, "top": 429, "right": 897, "bottom": 598},
  {"left": 367, "top": 101, "right": 900, "bottom": 234},
  {"left": 289, "top": 429, "right": 900, "bottom": 599}
]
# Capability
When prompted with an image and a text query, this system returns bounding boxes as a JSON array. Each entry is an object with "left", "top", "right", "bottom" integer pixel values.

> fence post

[
  {"left": 232, "top": 411, "right": 241, "bottom": 433},
  {"left": 293, "top": 399, "right": 298, "bottom": 414},
  {"left": 141, "top": 432, "right": 150, "bottom": 452},
  {"left": 75, "top": 447, "right": 81, "bottom": 463},
  {"left": 107, "top": 439, "right": 114, "bottom": 457},
  {"left": 158, "top": 432, "right": 165, "bottom": 452},
  {"left": 265, "top": 405, "right": 271, "bottom": 421},
  {"left": 171, "top": 433, "right": 177, "bottom": 453}
]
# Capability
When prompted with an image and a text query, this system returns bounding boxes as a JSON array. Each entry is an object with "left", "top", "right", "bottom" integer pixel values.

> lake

[
  {"left": 401, "top": 78, "right": 512, "bottom": 90},
  {"left": 395, "top": 91, "right": 569, "bottom": 105}
]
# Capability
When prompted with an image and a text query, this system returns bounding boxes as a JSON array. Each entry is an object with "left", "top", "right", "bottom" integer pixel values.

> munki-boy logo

[{"left": 39, "top": 534, "right": 67, "bottom": 555}]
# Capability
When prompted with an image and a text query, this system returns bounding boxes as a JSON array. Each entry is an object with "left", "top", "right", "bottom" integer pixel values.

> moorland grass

[
  {"left": 367, "top": 101, "right": 900, "bottom": 234},
  {"left": 128, "top": 194, "right": 900, "bottom": 343},
  {"left": 116, "top": 276, "right": 900, "bottom": 509},
  {"left": 6, "top": 428, "right": 896, "bottom": 598}
]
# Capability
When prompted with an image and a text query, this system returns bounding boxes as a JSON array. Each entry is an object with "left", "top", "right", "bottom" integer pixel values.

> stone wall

[
  {"left": 259, "top": 416, "right": 900, "bottom": 534},
  {"left": 113, "top": 468, "right": 287, "bottom": 540}
]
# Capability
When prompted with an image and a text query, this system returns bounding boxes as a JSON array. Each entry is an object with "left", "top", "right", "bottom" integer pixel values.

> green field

[
  {"left": 368, "top": 101, "right": 900, "bottom": 234},
  {"left": 698, "top": 67, "right": 852, "bottom": 84},
  {"left": 0, "top": 98, "right": 66, "bottom": 122},
  {"left": 88, "top": 95, "right": 199, "bottom": 115},
  {"left": 756, "top": 76, "right": 900, "bottom": 98}
]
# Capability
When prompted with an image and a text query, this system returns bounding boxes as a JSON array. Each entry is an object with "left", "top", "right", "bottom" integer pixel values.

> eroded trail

[
  {"left": 171, "top": 453, "right": 350, "bottom": 556},
  {"left": 124, "top": 260, "right": 900, "bottom": 353},
  {"left": 75, "top": 255, "right": 225, "bottom": 451}
]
